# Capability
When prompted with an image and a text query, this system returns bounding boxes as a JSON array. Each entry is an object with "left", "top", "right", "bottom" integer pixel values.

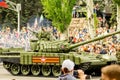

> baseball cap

[{"left": 62, "top": 59, "right": 75, "bottom": 71}]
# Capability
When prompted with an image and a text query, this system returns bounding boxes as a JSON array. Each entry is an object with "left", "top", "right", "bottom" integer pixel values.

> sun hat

[{"left": 62, "top": 59, "right": 75, "bottom": 71}]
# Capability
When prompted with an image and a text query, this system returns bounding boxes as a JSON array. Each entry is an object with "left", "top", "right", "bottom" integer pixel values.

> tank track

[{"left": 3, "top": 61, "right": 61, "bottom": 77}]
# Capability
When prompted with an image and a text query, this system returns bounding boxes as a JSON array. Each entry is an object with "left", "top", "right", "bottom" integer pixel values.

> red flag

[{"left": 0, "top": 0, "right": 8, "bottom": 8}]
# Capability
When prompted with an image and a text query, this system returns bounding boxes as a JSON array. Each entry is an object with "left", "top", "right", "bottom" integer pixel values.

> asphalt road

[{"left": 0, "top": 63, "right": 100, "bottom": 80}]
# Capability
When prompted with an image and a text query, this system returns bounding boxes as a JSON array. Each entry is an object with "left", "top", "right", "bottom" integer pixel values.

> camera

[
  {"left": 73, "top": 70, "right": 79, "bottom": 77},
  {"left": 73, "top": 70, "right": 92, "bottom": 79}
]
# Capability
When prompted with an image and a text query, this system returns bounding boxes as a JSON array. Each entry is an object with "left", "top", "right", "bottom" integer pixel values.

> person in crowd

[
  {"left": 94, "top": 3, "right": 102, "bottom": 17},
  {"left": 101, "top": 64, "right": 120, "bottom": 80},
  {"left": 100, "top": 44, "right": 107, "bottom": 54},
  {"left": 57, "top": 59, "right": 88, "bottom": 80},
  {"left": 72, "top": 5, "right": 77, "bottom": 18}
]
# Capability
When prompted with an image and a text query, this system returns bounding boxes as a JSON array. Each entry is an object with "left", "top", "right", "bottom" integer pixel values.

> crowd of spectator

[
  {"left": 71, "top": 2, "right": 120, "bottom": 55},
  {"left": 68, "top": 17, "right": 120, "bottom": 55},
  {"left": 0, "top": 27, "right": 29, "bottom": 49},
  {"left": 0, "top": 25, "right": 60, "bottom": 50}
]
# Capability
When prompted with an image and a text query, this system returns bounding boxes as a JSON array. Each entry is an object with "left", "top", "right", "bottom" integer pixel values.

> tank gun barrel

[{"left": 69, "top": 30, "right": 120, "bottom": 50}]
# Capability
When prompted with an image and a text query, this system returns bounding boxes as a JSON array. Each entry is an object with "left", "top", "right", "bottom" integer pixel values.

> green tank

[{"left": 0, "top": 30, "right": 120, "bottom": 77}]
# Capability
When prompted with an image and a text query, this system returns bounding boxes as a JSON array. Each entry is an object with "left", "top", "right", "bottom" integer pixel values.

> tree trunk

[
  {"left": 87, "top": 0, "right": 96, "bottom": 39},
  {"left": 117, "top": 5, "right": 120, "bottom": 40}
]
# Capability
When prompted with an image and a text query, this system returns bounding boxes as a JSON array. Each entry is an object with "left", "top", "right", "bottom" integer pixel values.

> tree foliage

[
  {"left": 113, "top": 0, "right": 120, "bottom": 6},
  {"left": 0, "top": 0, "right": 43, "bottom": 29},
  {"left": 93, "top": 13, "right": 99, "bottom": 30},
  {"left": 109, "top": 1, "right": 117, "bottom": 26},
  {"left": 41, "top": 0, "right": 76, "bottom": 33}
]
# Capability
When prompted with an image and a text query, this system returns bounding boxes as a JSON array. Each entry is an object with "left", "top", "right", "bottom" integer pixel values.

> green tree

[
  {"left": 41, "top": 0, "right": 76, "bottom": 33},
  {"left": 113, "top": 0, "right": 120, "bottom": 6}
]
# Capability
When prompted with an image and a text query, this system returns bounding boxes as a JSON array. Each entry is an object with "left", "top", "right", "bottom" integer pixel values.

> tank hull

[{"left": 0, "top": 50, "right": 118, "bottom": 77}]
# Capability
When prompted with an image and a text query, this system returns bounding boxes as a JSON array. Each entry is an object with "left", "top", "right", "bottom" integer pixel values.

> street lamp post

[
  {"left": 16, "top": 4, "right": 21, "bottom": 34},
  {"left": 5, "top": 0, "right": 21, "bottom": 34}
]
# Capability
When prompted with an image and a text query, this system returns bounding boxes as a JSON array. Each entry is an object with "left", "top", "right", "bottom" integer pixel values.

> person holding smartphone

[{"left": 57, "top": 59, "right": 87, "bottom": 80}]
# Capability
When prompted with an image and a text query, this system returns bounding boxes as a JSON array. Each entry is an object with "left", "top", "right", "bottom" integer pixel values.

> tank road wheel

[
  {"left": 52, "top": 65, "right": 61, "bottom": 77},
  {"left": 10, "top": 64, "right": 20, "bottom": 75},
  {"left": 41, "top": 65, "right": 51, "bottom": 76},
  {"left": 3, "top": 62, "right": 11, "bottom": 69},
  {"left": 31, "top": 65, "right": 40, "bottom": 76},
  {"left": 21, "top": 65, "right": 30, "bottom": 75}
]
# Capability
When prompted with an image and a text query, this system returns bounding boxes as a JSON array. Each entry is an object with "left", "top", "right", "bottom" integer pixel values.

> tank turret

[{"left": 30, "top": 30, "right": 120, "bottom": 53}]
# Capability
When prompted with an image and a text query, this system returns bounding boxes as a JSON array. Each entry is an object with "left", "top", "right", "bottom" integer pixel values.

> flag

[
  {"left": 39, "top": 14, "right": 44, "bottom": 23},
  {"left": 34, "top": 17, "right": 38, "bottom": 28},
  {"left": 0, "top": 0, "right": 8, "bottom": 8},
  {"left": 39, "top": 14, "right": 44, "bottom": 27}
]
